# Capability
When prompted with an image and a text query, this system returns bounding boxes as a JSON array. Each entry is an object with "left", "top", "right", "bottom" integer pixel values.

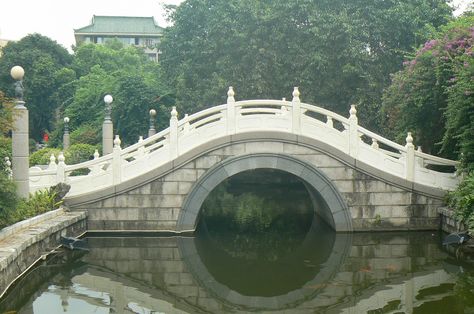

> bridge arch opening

[{"left": 177, "top": 153, "right": 352, "bottom": 232}]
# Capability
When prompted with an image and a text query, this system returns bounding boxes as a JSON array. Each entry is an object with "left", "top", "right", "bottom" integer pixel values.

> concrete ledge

[
  {"left": 0, "top": 209, "right": 87, "bottom": 297},
  {"left": 0, "top": 208, "right": 66, "bottom": 242}
]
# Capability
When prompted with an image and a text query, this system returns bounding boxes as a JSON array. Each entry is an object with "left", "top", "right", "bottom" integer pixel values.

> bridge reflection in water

[{"left": 3, "top": 229, "right": 474, "bottom": 313}]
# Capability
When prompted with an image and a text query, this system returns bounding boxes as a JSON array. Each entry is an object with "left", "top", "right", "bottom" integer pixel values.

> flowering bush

[{"left": 382, "top": 15, "right": 474, "bottom": 165}]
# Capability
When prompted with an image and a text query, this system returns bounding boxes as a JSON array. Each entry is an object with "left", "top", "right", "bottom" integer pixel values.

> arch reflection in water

[{"left": 4, "top": 232, "right": 474, "bottom": 313}]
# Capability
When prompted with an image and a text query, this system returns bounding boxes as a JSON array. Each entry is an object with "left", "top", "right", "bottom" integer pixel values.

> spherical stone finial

[
  {"left": 10, "top": 66, "right": 25, "bottom": 81},
  {"left": 406, "top": 132, "right": 413, "bottom": 144},
  {"left": 104, "top": 94, "right": 113, "bottom": 105},
  {"left": 149, "top": 109, "right": 157, "bottom": 117},
  {"left": 227, "top": 86, "right": 235, "bottom": 97},
  {"left": 292, "top": 87, "right": 300, "bottom": 98},
  {"left": 64, "top": 117, "right": 70, "bottom": 124},
  {"left": 171, "top": 106, "right": 178, "bottom": 118},
  {"left": 349, "top": 104, "right": 357, "bottom": 116}
]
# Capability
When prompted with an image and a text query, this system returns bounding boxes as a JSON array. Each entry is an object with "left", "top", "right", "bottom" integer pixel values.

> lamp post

[
  {"left": 102, "top": 95, "right": 113, "bottom": 155},
  {"left": 63, "top": 117, "right": 70, "bottom": 150},
  {"left": 10, "top": 66, "right": 29, "bottom": 198},
  {"left": 148, "top": 109, "right": 156, "bottom": 137}
]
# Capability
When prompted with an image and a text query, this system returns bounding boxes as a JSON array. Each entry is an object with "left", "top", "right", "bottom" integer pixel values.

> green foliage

[
  {"left": 0, "top": 172, "right": 18, "bottom": 228},
  {"left": 447, "top": 172, "right": 474, "bottom": 231},
  {"left": 382, "top": 15, "right": 474, "bottom": 160},
  {"left": 70, "top": 123, "right": 101, "bottom": 146},
  {"left": 0, "top": 91, "right": 14, "bottom": 135},
  {"left": 161, "top": 0, "right": 451, "bottom": 125},
  {"left": 0, "top": 136, "right": 12, "bottom": 172},
  {"left": 64, "top": 143, "right": 96, "bottom": 164},
  {"left": 29, "top": 147, "right": 61, "bottom": 166},
  {"left": 29, "top": 143, "right": 96, "bottom": 167},
  {"left": 63, "top": 44, "right": 172, "bottom": 145},
  {"left": 0, "top": 34, "right": 73, "bottom": 141},
  {"left": 0, "top": 186, "right": 64, "bottom": 229}
]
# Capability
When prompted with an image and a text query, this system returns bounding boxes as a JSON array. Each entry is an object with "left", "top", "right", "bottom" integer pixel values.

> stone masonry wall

[{"left": 73, "top": 139, "right": 444, "bottom": 232}]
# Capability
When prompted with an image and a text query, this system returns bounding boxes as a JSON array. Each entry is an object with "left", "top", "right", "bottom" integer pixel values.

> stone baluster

[
  {"left": 292, "top": 87, "right": 301, "bottom": 134},
  {"left": 4, "top": 157, "right": 12, "bottom": 179},
  {"left": 371, "top": 138, "right": 379, "bottom": 149},
  {"left": 348, "top": 105, "right": 359, "bottom": 158},
  {"left": 169, "top": 107, "right": 178, "bottom": 159},
  {"left": 183, "top": 114, "right": 190, "bottom": 133},
  {"left": 148, "top": 109, "right": 157, "bottom": 138},
  {"left": 326, "top": 116, "right": 333, "bottom": 128},
  {"left": 226, "top": 86, "right": 236, "bottom": 134},
  {"left": 405, "top": 132, "right": 415, "bottom": 181},
  {"left": 56, "top": 152, "right": 66, "bottom": 183},
  {"left": 137, "top": 136, "right": 145, "bottom": 157},
  {"left": 48, "top": 154, "right": 57, "bottom": 171},
  {"left": 90, "top": 149, "right": 100, "bottom": 174},
  {"left": 113, "top": 135, "right": 122, "bottom": 184},
  {"left": 416, "top": 146, "right": 424, "bottom": 168}
]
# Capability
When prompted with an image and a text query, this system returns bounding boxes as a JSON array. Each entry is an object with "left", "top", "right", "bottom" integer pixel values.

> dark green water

[{"left": 2, "top": 170, "right": 474, "bottom": 313}]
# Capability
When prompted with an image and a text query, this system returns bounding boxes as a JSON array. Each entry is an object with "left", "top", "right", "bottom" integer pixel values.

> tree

[
  {"left": 63, "top": 43, "right": 171, "bottom": 147},
  {"left": 382, "top": 14, "right": 474, "bottom": 166},
  {"left": 160, "top": 0, "right": 452, "bottom": 130},
  {"left": 0, "top": 34, "right": 73, "bottom": 142}
]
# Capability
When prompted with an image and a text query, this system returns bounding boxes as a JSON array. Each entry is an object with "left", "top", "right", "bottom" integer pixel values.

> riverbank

[{"left": 0, "top": 208, "right": 87, "bottom": 297}]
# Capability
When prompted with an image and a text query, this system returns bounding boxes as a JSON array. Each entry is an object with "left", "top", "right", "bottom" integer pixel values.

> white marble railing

[{"left": 29, "top": 87, "right": 459, "bottom": 197}]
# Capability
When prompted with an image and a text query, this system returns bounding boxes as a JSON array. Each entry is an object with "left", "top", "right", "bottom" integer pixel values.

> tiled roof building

[{"left": 74, "top": 16, "right": 164, "bottom": 62}]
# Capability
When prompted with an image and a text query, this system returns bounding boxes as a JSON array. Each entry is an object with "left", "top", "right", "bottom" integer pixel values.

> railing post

[
  {"left": 48, "top": 154, "right": 57, "bottom": 171},
  {"left": 90, "top": 149, "right": 101, "bottom": 174},
  {"left": 137, "top": 136, "right": 145, "bottom": 157},
  {"left": 416, "top": 146, "right": 424, "bottom": 167},
  {"left": 56, "top": 152, "right": 66, "bottom": 183},
  {"left": 113, "top": 135, "right": 122, "bottom": 184},
  {"left": 348, "top": 105, "right": 359, "bottom": 158},
  {"left": 405, "top": 132, "right": 415, "bottom": 181},
  {"left": 170, "top": 106, "right": 178, "bottom": 159},
  {"left": 292, "top": 87, "right": 301, "bottom": 134},
  {"left": 226, "top": 86, "right": 236, "bottom": 134}
]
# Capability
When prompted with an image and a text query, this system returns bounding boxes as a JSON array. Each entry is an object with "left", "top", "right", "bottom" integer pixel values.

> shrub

[
  {"left": 0, "top": 183, "right": 69, "bottom": 230},
  {"left": 447, "top": 172, "right": 474, "bottom": 231},
  {"left": 70, "top": 124, "right": 101, "bottom": 146},
  {"left": 64, "top": 143, "right": 96, "bottom": 164},
  {"left": 0, "top": 172, "right": 18, "bottom": 229},
  {"left": 29, "top": 147, "right": 61, "bottom": 166},
  {"left": 0, "top": 136, "right": 12, "bottom": 172}
]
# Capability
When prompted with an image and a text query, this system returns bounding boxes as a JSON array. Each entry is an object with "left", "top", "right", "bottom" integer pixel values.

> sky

[
  {"left": 0, "top": 0, "right": 184, "bottom": 51},
  {"left": 0, "top": 0, "right": 471, "bottom": 51}
]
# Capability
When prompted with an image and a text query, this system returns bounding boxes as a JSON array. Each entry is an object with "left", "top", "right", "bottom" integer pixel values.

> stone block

[
  {"left": 178, "top": 182, "right": 194, "bottom": 194},
  {"left": 209, "top": 143, "right": 246, "bottom": 156},
  {"left": 283, "top": 142, "right": 317, "bottom": 155},
  {"left": 195, "top": 155, "right": 222, "bottom": 169},
  {"left": 164, "top": 168, "right": 197, "bottom": 182},
  {"left": 245, "top": 141, "right": 284, "bottom": 154},
  {"left": 319, "top": 166, "right": 354, "bottom": 181},
  {"left": 297, "top": 154, "right": 345, "bottom": 168}
]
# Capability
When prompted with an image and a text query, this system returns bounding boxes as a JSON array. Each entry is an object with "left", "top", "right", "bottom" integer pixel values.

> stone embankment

[
  {"left": 438, "top": 207, "right": 467, "bottom": 233},
  {"left": 0, "top": 208, "right": 87, "bottom": 297}
]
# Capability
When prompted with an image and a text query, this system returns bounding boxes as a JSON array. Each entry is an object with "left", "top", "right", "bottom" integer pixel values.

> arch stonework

[
  {"left": 176, "top": 153, "right": 351, "bottom": 232},
  {"left": 67, "top": 132, "right": 445, "bottom": 232}
]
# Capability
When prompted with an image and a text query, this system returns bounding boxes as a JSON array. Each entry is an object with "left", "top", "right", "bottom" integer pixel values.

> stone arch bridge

[{"left": 29, "top": 87, "right": 459, "bottom": 232}]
